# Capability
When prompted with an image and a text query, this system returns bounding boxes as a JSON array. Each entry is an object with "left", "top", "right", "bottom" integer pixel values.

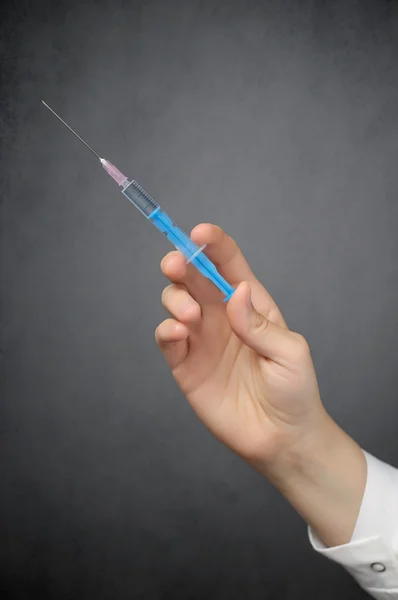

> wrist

[
  {"left": 250, "top": 408, "right": 335, "bottom": 481},
  {"left": 253, "top": 412, "right": 367, "bottom": 547}
]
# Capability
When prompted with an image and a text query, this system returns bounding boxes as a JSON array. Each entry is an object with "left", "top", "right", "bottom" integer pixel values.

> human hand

[{"left": 155, "top": 223, "right": 329, "bottom": 473}]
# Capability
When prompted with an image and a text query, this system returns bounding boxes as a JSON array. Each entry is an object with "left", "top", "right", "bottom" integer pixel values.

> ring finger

[{"left": 161, "top": 283, "right": 202, "bottom": 324}]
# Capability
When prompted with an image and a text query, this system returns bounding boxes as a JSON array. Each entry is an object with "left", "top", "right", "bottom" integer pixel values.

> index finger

[{"left": 190, "top": 223, "right": 255, "bottom": 284}]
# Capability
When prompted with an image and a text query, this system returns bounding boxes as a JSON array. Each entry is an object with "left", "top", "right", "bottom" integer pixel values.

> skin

[{"left": 155, "top": 223, "right": 367, "bottom": 548}]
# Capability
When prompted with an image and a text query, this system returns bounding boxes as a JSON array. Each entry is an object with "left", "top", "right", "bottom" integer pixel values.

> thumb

[{"left": 227, "top": 281, "right": 294, "bottom": 365}]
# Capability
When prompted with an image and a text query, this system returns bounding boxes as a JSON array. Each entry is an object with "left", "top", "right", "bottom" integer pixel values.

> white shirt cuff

[{"left": 308, "top": 450, "right": 398, "bottom": 598}]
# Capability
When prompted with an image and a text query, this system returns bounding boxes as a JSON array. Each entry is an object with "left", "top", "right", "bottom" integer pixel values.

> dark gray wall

[{"left": 1, "top": 1, "right": 397, "bottom": 598}]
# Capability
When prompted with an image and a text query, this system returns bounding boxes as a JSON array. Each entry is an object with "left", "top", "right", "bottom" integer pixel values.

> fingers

[
  {"left": 227, "top": 281, "right": 303, "bottom": 366},
  {"left": 157, "top": 284, "right": 201, "bottom": 369},
  {"left": 160, "top": 222, "right": 254, "bottom": 296},
  {"left": 155, "top": 318, "right": 189, "bottom": 369},
  {"left": 160, "top": 251, "right": 188, "bottom": 282},
  {"left": 160, "top": 224, "right": 286, "bottom": 328},
  {"left": 161, "top": 251, "right": 222, "bottom": 305},
  {"left": 190, "top": 223, "right": 255, "bottom": 284},
  {"left": 161, "top": 283, "right": 201, "bottom": 324}
]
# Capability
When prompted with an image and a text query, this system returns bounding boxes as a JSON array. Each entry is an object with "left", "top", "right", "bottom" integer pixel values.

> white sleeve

[{"left": 308, "top": 450, "right": 398, "bottom": 600}]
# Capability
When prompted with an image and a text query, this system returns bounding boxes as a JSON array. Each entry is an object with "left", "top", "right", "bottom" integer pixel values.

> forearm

[{"left": 256, "top": 414, "right": 367, "bottom": 548}]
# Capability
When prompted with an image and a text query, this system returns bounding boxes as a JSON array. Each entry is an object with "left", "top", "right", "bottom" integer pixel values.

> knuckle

[
  {"left": 291, "top": 333, "right": 310, "bottom": 359},
  {"left": 253, "top": 313, "right": 269, "bottom": 336},
  {"left": 180, "top": 301, "right": 199, "bottom": 317}
]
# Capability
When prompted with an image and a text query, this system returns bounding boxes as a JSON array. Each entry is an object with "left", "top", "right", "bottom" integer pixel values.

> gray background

[{"left": 1, "top": 0, "right": 398, "bottom": 598}]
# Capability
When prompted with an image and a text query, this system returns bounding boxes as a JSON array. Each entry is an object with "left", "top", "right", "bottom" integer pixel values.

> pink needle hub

[{"left": 100, "top": 158, "right": 129, "bottom": 187}]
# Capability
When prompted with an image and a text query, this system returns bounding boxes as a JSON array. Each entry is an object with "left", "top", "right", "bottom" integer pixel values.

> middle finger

[{"left": 160, "top": 251, "right": 227, "bottom": 306}]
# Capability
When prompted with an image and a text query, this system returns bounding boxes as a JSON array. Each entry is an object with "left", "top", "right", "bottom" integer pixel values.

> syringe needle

[
  {"left": 41, "top": 100, "right": 101, "bottom": 160},
  {"left": 42, "top": 100, "right": 129, "bottom": 186},
  {"left": 42, "top": 100, "right": 236, "bottom": 300}
]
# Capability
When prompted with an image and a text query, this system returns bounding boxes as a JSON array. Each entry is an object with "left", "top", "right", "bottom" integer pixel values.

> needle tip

[{"left": 41, "top": 100, "right": 101, "bottom": 160}]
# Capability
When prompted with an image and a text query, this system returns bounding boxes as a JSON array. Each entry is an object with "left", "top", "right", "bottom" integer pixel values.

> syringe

[{"left": 42, "top": 101, "right": 235, "bottom": 301}]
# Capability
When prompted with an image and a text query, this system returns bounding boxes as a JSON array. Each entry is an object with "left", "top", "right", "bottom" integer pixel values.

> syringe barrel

[
  {"left": 147, "top": 207, "right": 199, "bottom": 260},
  {"left": 121, "top": 180, "right": 198, "bottom": 258},
  {"left": 121, "top": 180, "right": 235, "bottom": 301},
  {"left": 148, "top": 207, "right": 235, "bottom": 301},
  {"left": 121, "top": 180, "right": 159, "bottom": 216}
]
